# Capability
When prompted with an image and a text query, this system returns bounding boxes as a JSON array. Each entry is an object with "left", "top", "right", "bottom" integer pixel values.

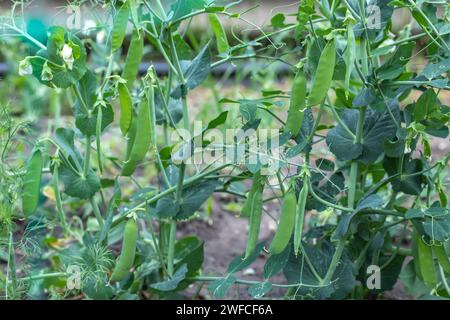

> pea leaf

[
  {"left": 248, "top": 282, "right": 272, "bottom": 298},
  {"left": 150, "top": 264, "right": 188, "bottom": 291},
  {"left": 29, "top": 26, "right": 87, "bottom": 88},
  {"left": 421, "top": 57, "right": 450, "bottom": 80},
  {"left": 383, "top": 156, "right": 423, "bottom": 195},
  {"left": 208, "top": 275, "right": 236, "bottom": 298},
  {"left": 327, "top": 103, "right": 400, "bottom": 163},
  {"left": 283, "top": 240, "right": 355, "bottom": 300},
  {"left": 171, "top": 44, "right": 211, "bottom": 98},
  {"left": 406, "top": 207, "right": 450, "bottom": 242},
  {"left": 58, "top": 164, "right": 101, "bottom": 199}
]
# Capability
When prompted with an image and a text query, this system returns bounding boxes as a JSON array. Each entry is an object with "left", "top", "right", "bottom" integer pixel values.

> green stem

[
  {"left": 83, "top": 136, "right": 91, "bottom": 178},
  {"left": 189, "top": 276, "right": 329, "bottom": 289},
  {"left": 167, "top": 221, "right": 177, "bottom": 277},
  {"left": 90, "top": 197, "right": 104, "bottom": 228}
]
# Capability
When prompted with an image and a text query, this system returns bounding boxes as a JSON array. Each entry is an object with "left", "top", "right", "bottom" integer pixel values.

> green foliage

[{"left": 0, "top": 0, "right": 449, "bottom": 301}]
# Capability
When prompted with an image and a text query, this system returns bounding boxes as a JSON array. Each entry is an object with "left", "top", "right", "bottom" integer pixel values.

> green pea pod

[
  {"left": 110, "top": 219, "right": 138, "bottom": 282},
  {"left": 417, "top": 235, "right": 437, "bottom": 288},
  {"left": 243, "top": 171, "right": 264, "bottom": 259},
  {"left": 118, "top": 82, "right": 133, "bottom": 136},
  {"left": 308, "top": 41, "right": 336, "bottom": 106},
  {"left": 433, "top": 245, "right": 450, "bottom": 274},
  {"left": 269, "top": 188, "right": 296, "bottom": 255},
  {"left": 293, "top": 178, "right": 309, "bottom": 256},
  {"left": 112, "top": 2, "right": 130, "bottom": 52},
  {"left": 345, "top": 25, "right": 356, "bottom": 93},
  {"left": 286, "top": 69, "right": 307, "bottom": 137},
  {"left": 121, "top": 90, "right": 152, "bottom": 176},
  {"left": 22, "top": 149, "right": 43, "bottom": 216},
  {"left": 122, "top": 30, "right": 144, "bottom": 90},
  {"left": 208, "top": 13, "right": 229, "bottom": 54}
]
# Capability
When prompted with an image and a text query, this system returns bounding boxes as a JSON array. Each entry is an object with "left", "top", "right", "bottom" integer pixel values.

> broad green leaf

[
  {"left": 174, "top": 236, "right": 204, "bottom": 277},
  {"left": 228, "top": 242, "right": 265, "bottom": 273},
  {"left": 29, "top": 26, "right": 87, "bottom": 88},
  {"left": 171, "top": 44, "right": 211, "bottom": 98},
  {"left": 58, "top": 164, "right": 101, "bottom": 199},
  {"left": 383, "top": 156, "right": 423, "bottom": 195},
  {"left": 248, "top": 281, "right": 272, "bottom": 298},
  {"left": 150, "top": 264, "right": 188, "bottom": 291},
  {"left": 326, "top": 104, "right": 400, "bottom": 163},
  {"left": 333, "top": 195, "right": 383, "bottom": 240},
  {"left": 208, "top": 275, "right": 235, "bottom": 298},
  {"left": 421, "top": 57, "right": 450, "bottom": 80},
  {"left": 283, "top": 240, "right": 355, "bottom": 300},
  {"left": 414, "top": 89, "right": 438, "bottom": 122},
  {"left": 264, "top": 245, "right": 291, "bottom": 279}
]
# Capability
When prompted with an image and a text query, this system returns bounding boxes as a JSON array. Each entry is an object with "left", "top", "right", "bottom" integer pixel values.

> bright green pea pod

[
  {"left": 269, "top": 188, "right": 296, "bottom": 255},
  {"left": 112, "top": 2, "right": 130, "bottom": 52},
  {"left": 434, "top": 245, "right": 450, "bottom": 274},
  {"left": 286, "top": 69, "right": 307, "bottom": 137},
  {"left": 293, "top": 178, "right": 309, "bottom": 256},
  {"left": 208, "top": 13, "right": 229, "bottom": 54},
  {"left": 22, "top": 149, "right": 43, "bottom": 216},
  {"left": 308, "top": 41, "right": 336, "bottom": 106},
  {"left": 345, "top": 25, "right": 356, "bottom": 93},
  {"left": 417, "top": 235, "right": 437, "bottom": 288},
  {"left": 121, "top": 91, "right": 152, "bottom": 176},
  {"left": 110, "top": 219, "right": 138, "bottom": 282},
  {"left": 243, "top": 171, "right": 264, "bottom": 259},
  {"left": 122, "top": 30, "right": 144, "bottom": 90},
  {"left": 118, "top": 82, "right": 133, "bottom": 136}
]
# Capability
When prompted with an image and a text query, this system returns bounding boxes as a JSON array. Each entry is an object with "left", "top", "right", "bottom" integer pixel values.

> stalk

[{"left": 322, "top": 106, "right": 366, "bottom": 285}]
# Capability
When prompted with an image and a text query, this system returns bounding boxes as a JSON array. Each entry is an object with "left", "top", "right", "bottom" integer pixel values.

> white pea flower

[
  {"left": 61, "top": 44, "right": 75, "bottom": 70},
  {"left": 18, "top": 58, "right": 33, "bottom": 76},
  {"left": 41, "top": 61, "right": 53, "bottom": 81}
]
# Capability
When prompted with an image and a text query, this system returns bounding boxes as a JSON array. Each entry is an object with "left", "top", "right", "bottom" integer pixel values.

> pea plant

[{"left": 0, "top": 0, "right": 449, "bottom": 300}]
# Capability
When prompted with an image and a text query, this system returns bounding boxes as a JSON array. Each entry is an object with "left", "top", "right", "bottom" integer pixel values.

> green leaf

[
  {"left": 248, "top": 281, "right": 272, "bottom": 298},
  {"left": 58, "top": 164, "right": 101, "bottom": 199},
  {"left": 315, "top": 158, "right": 334, "bottom": 172},
  {"left": 383, "top": 156, "right": 423, "bottom": 195},
  {"left": 283, "top": 240, "right": 355, "bottom": 300},
  {"left": 74, "top": 72, "right": 114, "bottom": 136},
  {"left": 150, "top": 264, "right": 188, "bottom": 291},
  {"left": 333, "top": 195, "right": 383, "bottom": 241},
  {"left": 30, "top": 27, "right": 87, "bottom": 88},
  {"left": 421, "top": 57, "right": 450, "bottom": 80},
  {"left": 407, "top": 207, "right": 450, "bottom": 242},
  {"left": 169, "top": 0, "right": 207, "bottom": 22},
  {"left": 327, "top": 104, "right": 400, "bottom": 163},
  {"left": 271, "top": 13, "right": 287, "bottom": 28},
  {"left": 171, "top": 44, "right": 211, "bottom": 98},
  {"left": 174, "top": 236, "right": 204, "bottom": 278},
  {"left": 414, "top": 89, "right": 438, "bottom": 122},
  {"left": 228, "top": 242, "right": 265, "bottom": 273},
  {"left": 264, "top": 245, "right": 291, "bottom": 278},
  {"left": 153, "top": 179, "right": 221, "bottom": 220},
  {"left": 208, "top": 275, "right": 236, "bottom": 298}
]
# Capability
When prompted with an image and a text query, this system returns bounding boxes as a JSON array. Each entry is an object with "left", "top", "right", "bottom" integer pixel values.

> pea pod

[
  {"left": 112, "top": 2, "right": 130, "bottom": 52},
  {"left": 22, "top": 149, "right": 43, "bottom": 216},
  {"left": 308, "top": 41, "right": 336, "bottom": 106},
  {"left": 286, "top": 69, "right": 307, "bottom": 137},
  {"left": 121, "top": 87, "right": 153, "bottom": 176},
  {"left": 293, "top": 177, "right": 309, "bottom": 256},
  {"left": 243, "top": 171, "right": 264, "bottom": 259},
  {"left": 433, "top": 245, "right": 450, "bottom": 274},
  {"left": 345, "top": 25, "right": 356, "bottom": 93},
  {"left": 110, "top": 219, "right": 138, "bottom": 282},
  {"left": 208, "top": 13, "right": 229, "bottom": 54},
  {"left": 118, "top": 82, "right": 133, "bottom": 136},
  {"left": 416, "top": 235, "right": 437, "bottom": 288},
  {"left": 269, "top": 188, "right": 296, "bottom": 255},
  {"left": 122, "top": 30, "right": 144, "bottom": 90}
]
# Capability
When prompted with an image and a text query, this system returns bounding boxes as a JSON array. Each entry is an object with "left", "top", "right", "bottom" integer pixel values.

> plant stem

[
  {"left": 189, "top": 276, "right": 329, "bottom": 289},
  {"left": 167, "top": 221, "right": 177, "bottom": 277},
  {"left": 322, "top": 106, "right": 366, "bottom": 285},
  {"left": 83, "top": 136, "right": 91, "bottom": 178}
]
